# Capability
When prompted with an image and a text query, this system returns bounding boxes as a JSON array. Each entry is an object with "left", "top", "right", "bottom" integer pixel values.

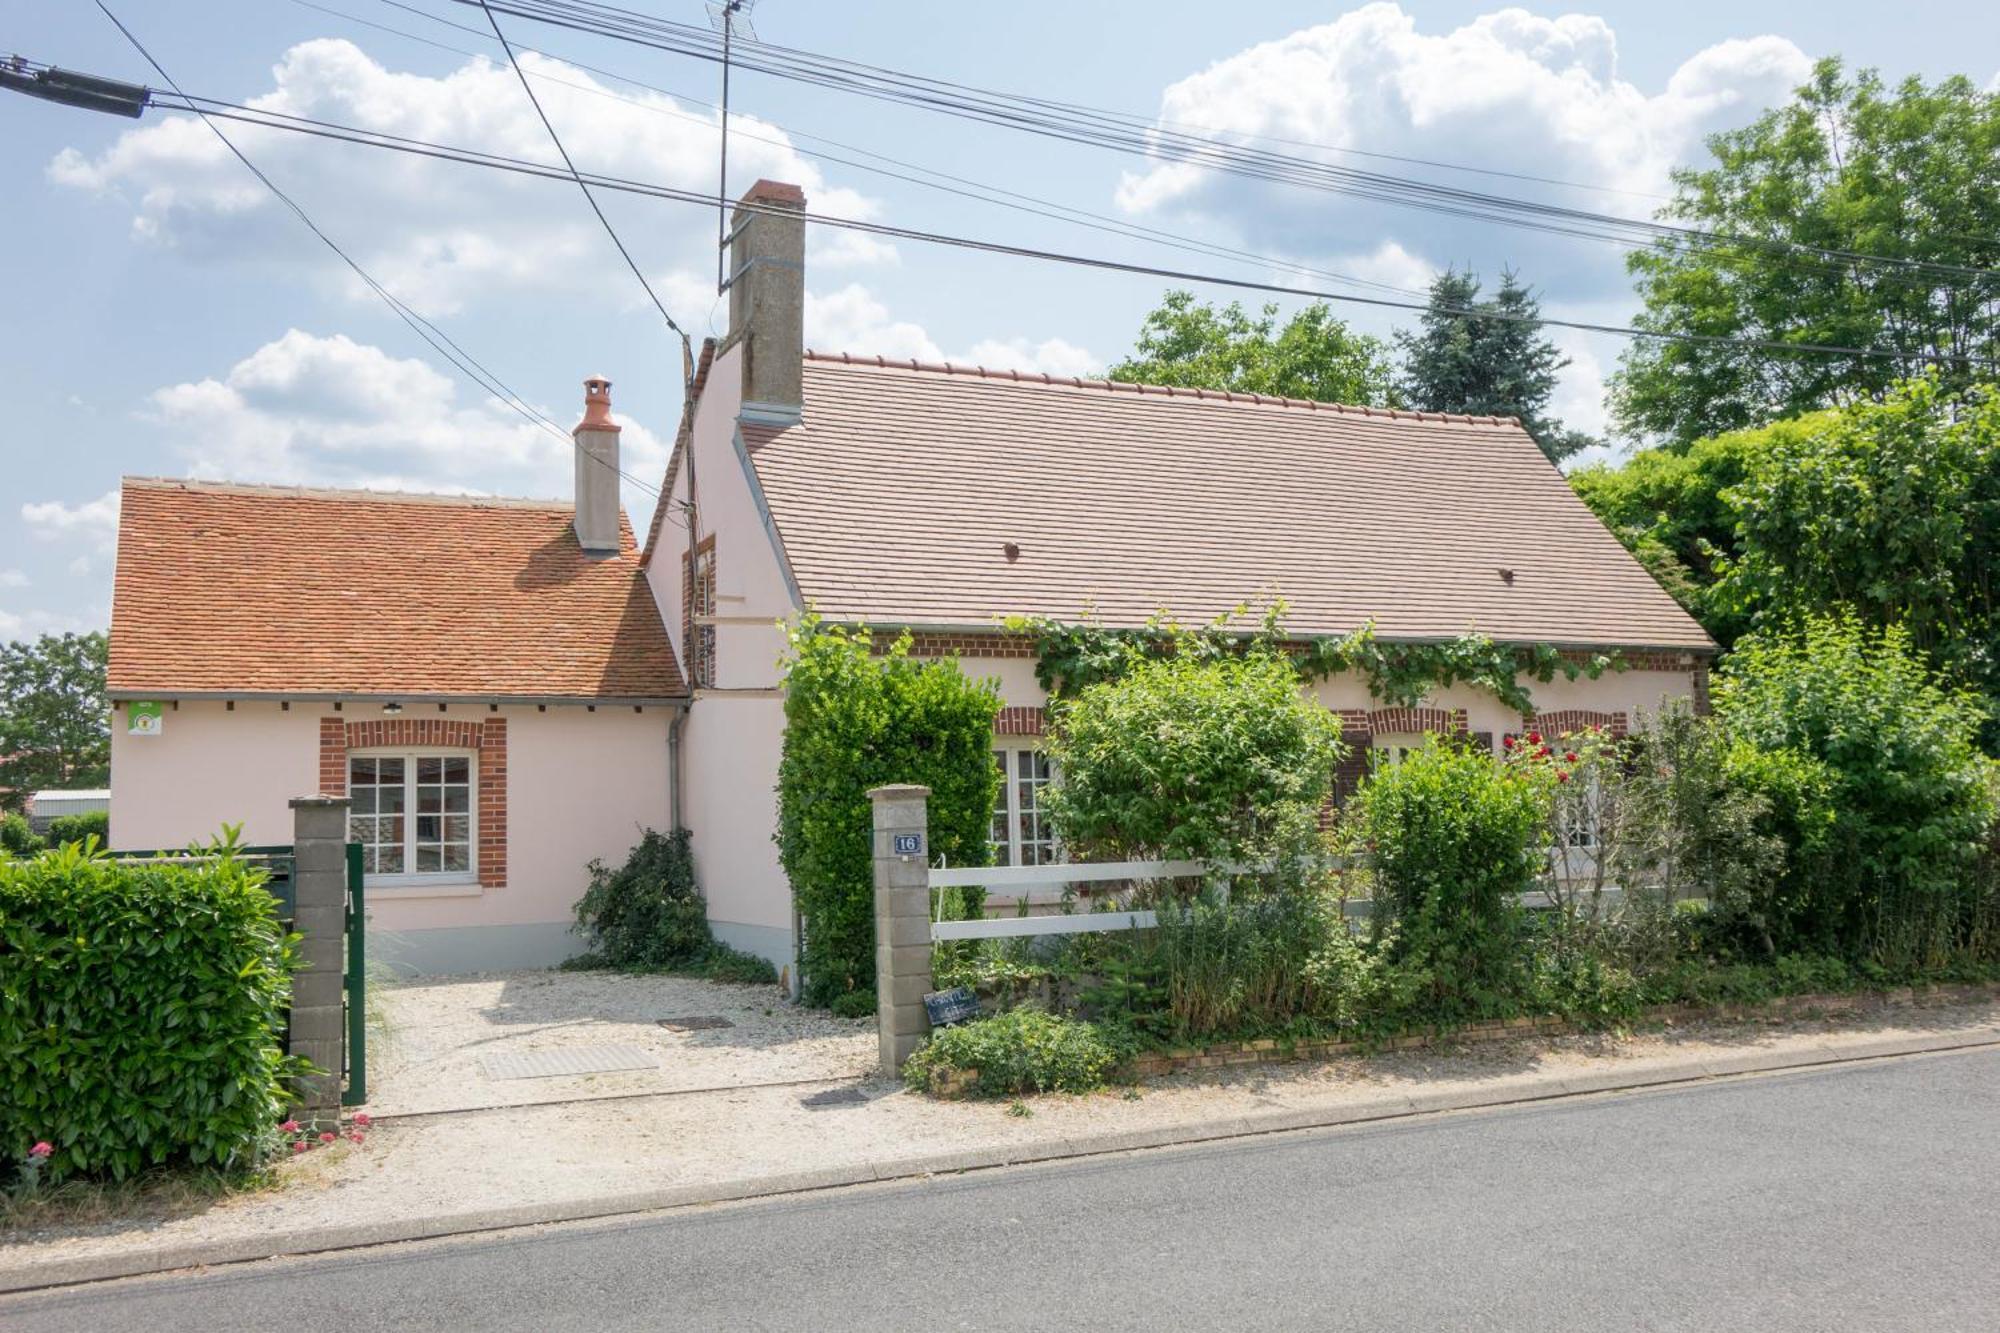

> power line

[
  {"left": 475, "top": 0, "right": 692, "bottom": 357},
  {"left": 281, "top": 0, "right": 1429, "bottom": 299},
  {"left": 445, "top": 0, "right": 1998, "bottom": 289},
  {"left": 118, "top": 87, "right": 1994, "bottom": 372},
  {"left": 80, "top": 4, "right": 684, "bottom": 532}
]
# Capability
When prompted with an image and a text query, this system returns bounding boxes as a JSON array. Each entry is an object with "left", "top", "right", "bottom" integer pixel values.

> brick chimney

[
  {"left": 726, "top": 179, "right": 805, "bottom": 423},
  {"left": 572, "top": 374, "right": 620, "bottom": 555}
]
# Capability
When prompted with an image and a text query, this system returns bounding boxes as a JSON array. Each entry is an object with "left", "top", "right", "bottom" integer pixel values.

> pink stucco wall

[{"left": 110, "top": 700, "right": 671, "bottom": 971}]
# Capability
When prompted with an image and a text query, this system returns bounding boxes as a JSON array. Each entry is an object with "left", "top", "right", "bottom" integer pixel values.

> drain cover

[
  {"left": 479, "top": 1045, "right": 656, "bottom": 1080},
  {"left": 657, "top": 1015, "right": 736, "bottom": 1031},
  {"left": 799, "top": 1087, "right": 868, "bottom": 1109}
]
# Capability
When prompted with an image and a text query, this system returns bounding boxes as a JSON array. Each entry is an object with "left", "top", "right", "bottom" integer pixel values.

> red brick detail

[
  {"left": 477, "top": 717, "right": 507, "bottom": 888},
  {"left": 1522, "top": 709, "right": 1629, "bottom": 739},
  {"left": 318, "top": 717, "right": 348, "bottom": 797},
  {"left": 993, "top": 706, "right": 1046, "bottom": 737},
  {"left": 321, "top": 715, "right": 507, "bottom": 888},
  {"left": 1365, "top": 706, "right": 1467, "bottom": 735}
]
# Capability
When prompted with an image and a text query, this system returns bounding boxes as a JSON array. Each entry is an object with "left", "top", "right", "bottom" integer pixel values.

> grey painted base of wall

[
  {"left": 368, "top": 920, "right": 587, "bottom": 978},
  {"left": 708, "top": 918, "right": 796, "bottom": 983}
]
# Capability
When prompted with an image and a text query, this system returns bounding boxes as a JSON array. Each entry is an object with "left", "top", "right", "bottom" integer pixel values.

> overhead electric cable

[
  {"left": 103, "top": 87, "right": 1996, "bottom": 373},
  {"left": 475, "top": 0, "right": 694, "bottom": 360},
  {"left": 80, "top": 5, "right": 684, "bottom": 530},
  {"left": 442, "top": 0, "right": 1998, "bottom": 288}
]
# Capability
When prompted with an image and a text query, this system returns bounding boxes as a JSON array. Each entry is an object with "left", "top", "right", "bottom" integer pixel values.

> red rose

[
  {"left": 1527, "top": 731, "right": 1543, "bottom": 745},
  {"left": 1503, "top": 736, "right": 1516, "bottom": 749},
  {"left": 1557, "top": 771, "right": 1571, "bottom": 783},
  {"left": 1564, "top": 751, "right": 1578, "bottom": 763}
]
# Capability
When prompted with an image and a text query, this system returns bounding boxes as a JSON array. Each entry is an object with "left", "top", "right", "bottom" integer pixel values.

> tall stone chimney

[
  {"left": 572, "top": 374, "right": 621, "bottom": 555},
  {"left": 726, "top": 179, "right": 805, "bottom": 422}
]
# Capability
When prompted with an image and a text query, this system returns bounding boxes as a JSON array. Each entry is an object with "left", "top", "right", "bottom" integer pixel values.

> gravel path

[
  {"left": 364, "top": 971, "right": 874, "bottom": 1115},
  {"left": 3, "top": 982, "right": 1996, "bottom": 1282}
]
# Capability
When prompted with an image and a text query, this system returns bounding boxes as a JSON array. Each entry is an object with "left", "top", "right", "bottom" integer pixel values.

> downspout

[{"left": 668, "top": 704, "right": 687, "bottom": 833}]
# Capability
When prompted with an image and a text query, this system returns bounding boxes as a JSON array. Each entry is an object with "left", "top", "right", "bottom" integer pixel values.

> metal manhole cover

[
  {"left": 479, "top": 1045, "right": 657, "bottom": 1080},
  {"left": 799, "top": 1087, "right": 868, "bottom": 1109},
  {"left": 657, "top": 1015, "right": 736, "bottom": 1031}
]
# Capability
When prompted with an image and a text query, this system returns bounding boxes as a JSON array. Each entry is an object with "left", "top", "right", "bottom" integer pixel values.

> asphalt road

[{"left": 8, "top": 1048, "right": 2000, "bottom": 1331}]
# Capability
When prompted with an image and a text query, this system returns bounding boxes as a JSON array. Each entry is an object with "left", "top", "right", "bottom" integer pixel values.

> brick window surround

[
  {"left": 993, "top": 705, "right": 1046, "bottom": 737},
  {"left": 1520, "top": 709, "right": 1629, "bottom": 739},
  {"left": 319, "top": 716, "right": 507, "bottom": 888}
]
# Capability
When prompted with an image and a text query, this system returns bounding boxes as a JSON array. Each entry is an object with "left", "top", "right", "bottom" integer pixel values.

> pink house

[{"left": 108, "top": 177, "right": 1713, "bottom": 978}]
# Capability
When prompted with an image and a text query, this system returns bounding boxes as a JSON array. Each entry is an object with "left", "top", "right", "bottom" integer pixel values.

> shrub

[
  {"left": 43, "top": 810, "right": 108, "bottom": 848},
  {"left": 572, "top": 828, "right": 710, "bottom": 968},
  {"left": 1042, "top": 646, "right": 1344, "bottom": 867},
  {"left": 902, "top": 1008, "right": 1122, "bottom": 1096},
  {"left": 1353, "top": 738, "right": 1547, "bottom": 1023},
  {"left": 777, "top": 616, "right": 1001, "bottom": 1010},
  {"left": 829, "top": 988, "right": 876, "bottom": 1019},
  {"left": 570, "top": 828, "right": 780, "bottom": 984},
  {"left": 0, "top": 841, "right": 302, "bottom": 1182},
  {"left": 1145, "top": 888, "right": 1341, "bottom": 1040},
  {"left": 0, "top": 813, "right": 41, "bottom": 859},
  {"left": 1717, "top": 614, "right": 1994, "bottom": 968}
]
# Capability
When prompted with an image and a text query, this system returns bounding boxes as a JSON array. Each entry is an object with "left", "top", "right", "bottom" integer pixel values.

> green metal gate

[{"left": 107, "top": 842, "right": 367, "bottom": 1106}]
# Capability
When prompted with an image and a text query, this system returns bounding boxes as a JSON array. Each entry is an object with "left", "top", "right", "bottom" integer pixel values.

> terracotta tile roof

[
  {"left": 743, "top": 354, "right": 1714, "bottom": 651},
  {"left": 110, "top": 479, "right": 686, "bottom": 700}
]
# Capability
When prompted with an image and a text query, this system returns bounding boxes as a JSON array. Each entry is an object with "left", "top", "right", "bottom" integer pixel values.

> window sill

[{"left": 363, "top": 878, "right": 484, "bottom": 899}]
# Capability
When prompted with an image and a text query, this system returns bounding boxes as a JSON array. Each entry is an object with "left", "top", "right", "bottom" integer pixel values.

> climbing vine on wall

[{"left": 1005, "top": 606, "right": 1621, "bottom": 714}]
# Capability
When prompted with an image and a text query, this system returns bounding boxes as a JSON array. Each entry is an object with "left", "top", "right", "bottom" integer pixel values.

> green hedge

[
  {"left": 776, "top": 616, "right": 1000, "bottom": 1009},
  {"left": 0, "top": 844, "right": 302, "bottom": 1181},
  {"left": 44, "top": 809, "right": 109, "bottom": 848}
]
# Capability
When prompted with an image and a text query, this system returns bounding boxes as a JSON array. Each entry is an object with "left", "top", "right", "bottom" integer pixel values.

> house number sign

[{"left": 892, "top": 833, "right": 923, "bottom": 856}]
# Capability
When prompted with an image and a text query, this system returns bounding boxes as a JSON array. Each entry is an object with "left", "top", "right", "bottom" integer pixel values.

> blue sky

[{"left": 4, "top": 1, "right": 1996, "bottom": 642}]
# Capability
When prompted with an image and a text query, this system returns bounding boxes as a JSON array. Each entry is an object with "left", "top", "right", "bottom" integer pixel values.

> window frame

[
  {"left": 988, "top": 742, "right": 1057, "bottom": 868},
  {"left": 347, "top": 747, "right": 478, "bottom": 887}
]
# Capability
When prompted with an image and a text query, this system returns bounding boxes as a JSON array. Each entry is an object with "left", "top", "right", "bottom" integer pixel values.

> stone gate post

[{"left": 871, "top": 784, "right": 935, "bottom": 1075}]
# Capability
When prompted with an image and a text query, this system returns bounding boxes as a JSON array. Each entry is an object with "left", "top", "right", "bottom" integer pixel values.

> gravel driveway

[{"left": 365, "top": 970, "right": 876, "bottom": 1115}]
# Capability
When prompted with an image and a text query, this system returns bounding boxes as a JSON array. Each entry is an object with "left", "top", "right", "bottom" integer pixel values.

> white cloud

[
  {"left": 960, "top": 337, "right": 1099, "bottom": 378},
  {"left": 0, "top": 605, "right": 105, "bottom": 642},
  {"left": 22, "top": 491, "right": 121, "bottom": 553},
  {"left": 807, "top": 284, "right": 1097, "bottom": 375},
  {"left": 143, "top": 330, "right": 667, "bottom": 514},
  {"left": 1117, "top": 5, "right": 1810, "bottom": 291},
  {"left": 49, "top": 39, "right": 889, "bottom": 315},
  {"left": 0, "top": 570, "right": 27, "bottom": 589}
]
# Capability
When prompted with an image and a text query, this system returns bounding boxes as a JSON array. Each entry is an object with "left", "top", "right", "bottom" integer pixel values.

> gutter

[
  {"left": 106, "top": 690, "right": 694, "bottom": 708},
  {"left": 668, "top": 705, "right": 686, "bottom": 832}
]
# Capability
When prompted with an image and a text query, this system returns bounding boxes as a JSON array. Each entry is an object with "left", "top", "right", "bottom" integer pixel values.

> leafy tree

[
  {"left": 1717, "top": 615, "right": 1993, "bottom": 969},
  {"left": 0, "top": 632, "right": 110, "bottom": 813},
  {"left": 775, "top": 616, "right": 1000, "bottom": 1009},
  {"left": 1041, "top": 645, "right": 1344, "bottom": 869},
  {"left": 1567, "top": 426, "right": 1767, "bottom": 644},
  {"left": 1718, "top": 377, "right": 2000, "bottom": 705},
  {"left": 1396, "top": 268, "right": 1594, "bottom": 461},
  {"left": 1612, "top": 59, "right": 2000, "bottom": 446},
  {"left": 1107, "top": 290, "right": 1398, "bottom": 406}
]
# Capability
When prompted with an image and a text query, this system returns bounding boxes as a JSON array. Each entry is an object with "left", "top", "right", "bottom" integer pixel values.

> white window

[
  {"left": 1371, "top": 732, "right": 1427, "bottom": 768},
  {"left": 349, "top": 753, "right": 474, "bottom": 880},
  {"left": 989, "top": 747, "right": 1056, "bottom": 867}
]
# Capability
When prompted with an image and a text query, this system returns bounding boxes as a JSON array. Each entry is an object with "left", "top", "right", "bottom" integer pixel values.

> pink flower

[
  {"left": 351, "top": 1113, "right": 371, "bottom": 1128},
  {"left": 280, "top": 1120, "right": 300, "bottom": 1134},
  {"left": 29, "top": 1141, "right": 53, "bottom": 1159},
  {"left": 349, "top": 1132, "right": 365, "bottom": 1144},
  {"left": 1557, "top": 771, "right": 1572, "bottom": 784},
  {"left": 319, "top": 1131, "right": 337, "bottom": 1144},
  {"left": 292, "top": 1141, "right": 309, "bottom": 1154}
]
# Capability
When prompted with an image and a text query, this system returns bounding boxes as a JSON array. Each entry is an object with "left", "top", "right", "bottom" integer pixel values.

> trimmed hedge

[
  {"left": 777, "top": 616, "right": 1000, "bottom": 1009},
  {"left": 44, "top": 809, "right": 109, "bottom": 848},
  {"left": 0, "top": 844, "right": 302, "bottom": 1182}
]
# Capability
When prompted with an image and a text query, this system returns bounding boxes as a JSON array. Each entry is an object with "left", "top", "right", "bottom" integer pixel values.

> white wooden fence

[{"left": 926, "top": 858, "right": 1629, "bottom": 943}]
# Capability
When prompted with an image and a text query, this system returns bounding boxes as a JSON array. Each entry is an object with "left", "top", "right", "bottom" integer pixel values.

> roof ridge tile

[{"left": 801, "top": 348, "right": 1524, "bottom": 427}]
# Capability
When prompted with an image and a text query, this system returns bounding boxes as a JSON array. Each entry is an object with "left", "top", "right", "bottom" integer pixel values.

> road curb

[{"left": 7, "top": 1024, "right": 2000, "bottom": 1296}]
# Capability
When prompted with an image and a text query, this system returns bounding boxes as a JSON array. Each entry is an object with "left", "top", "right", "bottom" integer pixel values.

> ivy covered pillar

[{"left": 871, "top": 784, "right": 934, "bottom": 1075}]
